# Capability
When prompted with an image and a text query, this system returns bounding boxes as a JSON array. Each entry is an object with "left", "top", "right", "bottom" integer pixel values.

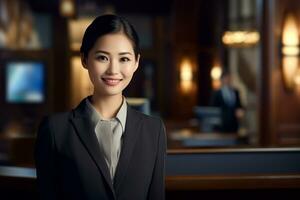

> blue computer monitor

[
  {"left": 194, "top": 106, "right": 221, "bottom": 132},
  {"left": 5, "top": 61, "right": 45, "bottom": 103}
]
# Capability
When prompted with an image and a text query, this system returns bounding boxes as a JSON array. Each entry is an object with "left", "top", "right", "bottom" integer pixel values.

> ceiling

[{"left": 26, "top": 0, "right": 173, "bottom": 15}]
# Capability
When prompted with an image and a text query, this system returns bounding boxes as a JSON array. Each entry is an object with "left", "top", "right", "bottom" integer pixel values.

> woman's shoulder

[
  {"left": 37, "top": 112, "right": 73, "bottom": 140},
  {"left": 130, "top": 108, "right": 164, "bottom": 128},
  {"left": 39, "top": 111, "right": 72, "bottom": 127}
]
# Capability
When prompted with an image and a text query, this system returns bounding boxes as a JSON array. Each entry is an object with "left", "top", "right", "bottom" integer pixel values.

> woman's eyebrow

[
  {"left": 119, "top": 52, "right": 132, "bottom": 55},
  {"left": 94, "top": 51, "right": 132, "bottom": 56},
  {"left": 95, "top": 50, "right": 109, "bottom": 55}
]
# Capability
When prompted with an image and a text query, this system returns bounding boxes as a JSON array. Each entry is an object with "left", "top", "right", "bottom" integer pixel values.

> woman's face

[{"left": 82, "top": 33, "right": 139, "bottom": 97}]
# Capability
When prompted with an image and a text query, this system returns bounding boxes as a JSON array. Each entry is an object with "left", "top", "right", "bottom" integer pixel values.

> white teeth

[
  {"left": 106, "top": 79, "right": 118, "bottom": 83},
  {"left": 101, "top": 78, "right": 121, "bottom": 85}
]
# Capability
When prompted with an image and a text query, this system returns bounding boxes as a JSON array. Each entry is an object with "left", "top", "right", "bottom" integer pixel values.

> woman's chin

[{"left": 94, "top": 88, "right": 123, "bottom": 97}]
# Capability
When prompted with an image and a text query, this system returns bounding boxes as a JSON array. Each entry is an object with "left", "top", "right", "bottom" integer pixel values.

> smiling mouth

[{"left": 101, "top": 78, "right": 123, "bottom": 86}]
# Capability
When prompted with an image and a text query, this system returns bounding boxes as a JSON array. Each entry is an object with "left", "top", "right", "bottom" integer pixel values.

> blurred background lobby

[{"left": 0, "top": 0, "right": 300, "bottom": 199}]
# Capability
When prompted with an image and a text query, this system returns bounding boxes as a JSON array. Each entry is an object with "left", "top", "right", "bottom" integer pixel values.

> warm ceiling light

[
  {"left": 211, "top": 65, "right": 222, "bottom": 80},
  {"left": 180, "top": 58, "right": 193, "bottom": 93},
  {"left": 281, "top": 13, "right": 300, "bottom": 92},
  {"left": 282, "top": 15, "right": 299, "bottom": 47},
  {"left": 180, "top": 59, "right": 193, "bottom": 82},
  {"left": 222, "top": 31, "right": 260, "bottom": 47},
  {"left": 211, "top": 65, "right": 222, "bottom": 90},
  {"left": 60, "top": 0, "right": 75, "bottom": 17},
  {"left": 282, "top": 14, "right": 299, "bottom": 56}
]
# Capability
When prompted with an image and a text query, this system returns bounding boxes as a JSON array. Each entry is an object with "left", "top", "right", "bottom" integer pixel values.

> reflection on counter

[{"left": 169, "top": 129, "right": 248, "bottom": 148}]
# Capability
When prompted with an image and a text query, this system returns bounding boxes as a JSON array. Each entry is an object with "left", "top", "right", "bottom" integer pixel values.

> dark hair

[{"left": 80, "top": 14, "right": 140, "bottom": 59}]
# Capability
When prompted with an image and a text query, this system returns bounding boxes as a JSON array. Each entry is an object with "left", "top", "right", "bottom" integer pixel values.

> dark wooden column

[
  {"left": 259, "top": 0, "right": 274, "bottom": 146},
  {"left": 52, "top": 15, "right": 71, "bottom": 112}
]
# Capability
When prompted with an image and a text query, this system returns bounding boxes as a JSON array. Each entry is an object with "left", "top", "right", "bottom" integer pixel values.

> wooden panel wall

[
  {"left": 261, "top": 0, "right": 300, "bottom": 146},
  {"left": 168, "top": 0, "right": 226, "bottom": 119}
]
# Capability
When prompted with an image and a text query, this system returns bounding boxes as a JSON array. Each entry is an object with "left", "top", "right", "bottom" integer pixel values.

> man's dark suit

[
  {"left": 211, "top": 87, "right": 243, "bottom": 133},
  {"left": 34, "top": 98, "right": 166, "bottom": 200}
]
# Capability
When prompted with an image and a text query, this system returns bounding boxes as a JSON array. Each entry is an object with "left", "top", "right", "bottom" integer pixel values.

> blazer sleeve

[
  {"left": 147, "top": 119, "right": 167, "bottom": 200},
  {"left": 235, "top": 90, "right": 243, "bottom": 109},
  {"left": 34, "top": 117, "right": 59, "bottom": 200}
]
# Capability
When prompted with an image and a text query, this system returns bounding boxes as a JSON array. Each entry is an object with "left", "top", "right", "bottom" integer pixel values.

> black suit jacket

[
  {"left": 34, "top": 98, "right": 166, "bottom": 200},
  {"left": 211, "top": 88, "right": 242, "bottom": 133}
]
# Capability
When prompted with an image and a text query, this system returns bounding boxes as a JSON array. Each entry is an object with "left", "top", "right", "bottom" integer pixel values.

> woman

[{"left": 35, "top": 14, "right": 166, "bottom": 200}]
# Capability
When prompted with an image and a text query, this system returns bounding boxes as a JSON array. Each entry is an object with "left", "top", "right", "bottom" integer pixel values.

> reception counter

[
  {"left": 0, "top": 147, "right": 300, "bottom": 199},
  {"left": 166, "top": 148, "right": 300, "bottom": 190}
]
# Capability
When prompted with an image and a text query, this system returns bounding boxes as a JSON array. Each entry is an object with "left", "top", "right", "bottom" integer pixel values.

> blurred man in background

[{"left": 211, "top": 70, "right": 244, "bottom": 133}]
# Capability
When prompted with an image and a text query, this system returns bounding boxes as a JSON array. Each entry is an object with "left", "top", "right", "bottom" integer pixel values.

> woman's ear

[
  {"left": 81, "top": 53, "right": 88, "bottom": 69},
  {"left": 134, "top": 54, "right": 140, "bottom": 72}
]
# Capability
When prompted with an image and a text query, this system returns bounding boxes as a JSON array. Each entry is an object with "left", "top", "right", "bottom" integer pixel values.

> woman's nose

[{"left": 106, "top": 59, "right": 119, "bottom": 74}]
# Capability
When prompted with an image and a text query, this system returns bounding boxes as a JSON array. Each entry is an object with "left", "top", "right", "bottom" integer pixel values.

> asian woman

[{"left": 34, "top": 14, "right": 166, "bottom": 200}]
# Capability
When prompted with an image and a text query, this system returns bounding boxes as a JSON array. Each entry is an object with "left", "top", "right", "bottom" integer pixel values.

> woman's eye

[
  {"left": 96, "top": 55, "right": 108, "bottom": 61},
  {"left": 120, "top": 57, "right": 130, "bottom": 62}
]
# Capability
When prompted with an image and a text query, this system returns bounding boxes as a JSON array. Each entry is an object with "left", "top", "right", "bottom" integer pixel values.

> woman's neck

[{"left": 91, "top": 93, "right": 123, "bottom": 120}]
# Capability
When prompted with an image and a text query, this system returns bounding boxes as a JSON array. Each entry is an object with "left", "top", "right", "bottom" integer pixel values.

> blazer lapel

[
  {"left": 113, "top": 106, "right": 142, "bottom": 191},
  {"left": 69, "top": 99, "right": 115, "bottom": 197}
]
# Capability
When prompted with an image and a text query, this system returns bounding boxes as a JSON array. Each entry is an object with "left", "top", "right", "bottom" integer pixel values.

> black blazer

[
  {"left": 34, "top": 98, "right": 166, "bottom": 200},
  {"left": 211, "top": 88, "right": 243, "bottom": 132}
]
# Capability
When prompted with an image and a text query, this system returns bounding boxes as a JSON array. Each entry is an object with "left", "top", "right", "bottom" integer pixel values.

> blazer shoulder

[
  {"left": 41, "top": 112, "right": 71, "bottom": 124},
  {"left": 131, "top": 108, "right": 164, "bottom": 127},
  {"left": 38, "top": 112, "right": 72, "bottom": 134}
]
